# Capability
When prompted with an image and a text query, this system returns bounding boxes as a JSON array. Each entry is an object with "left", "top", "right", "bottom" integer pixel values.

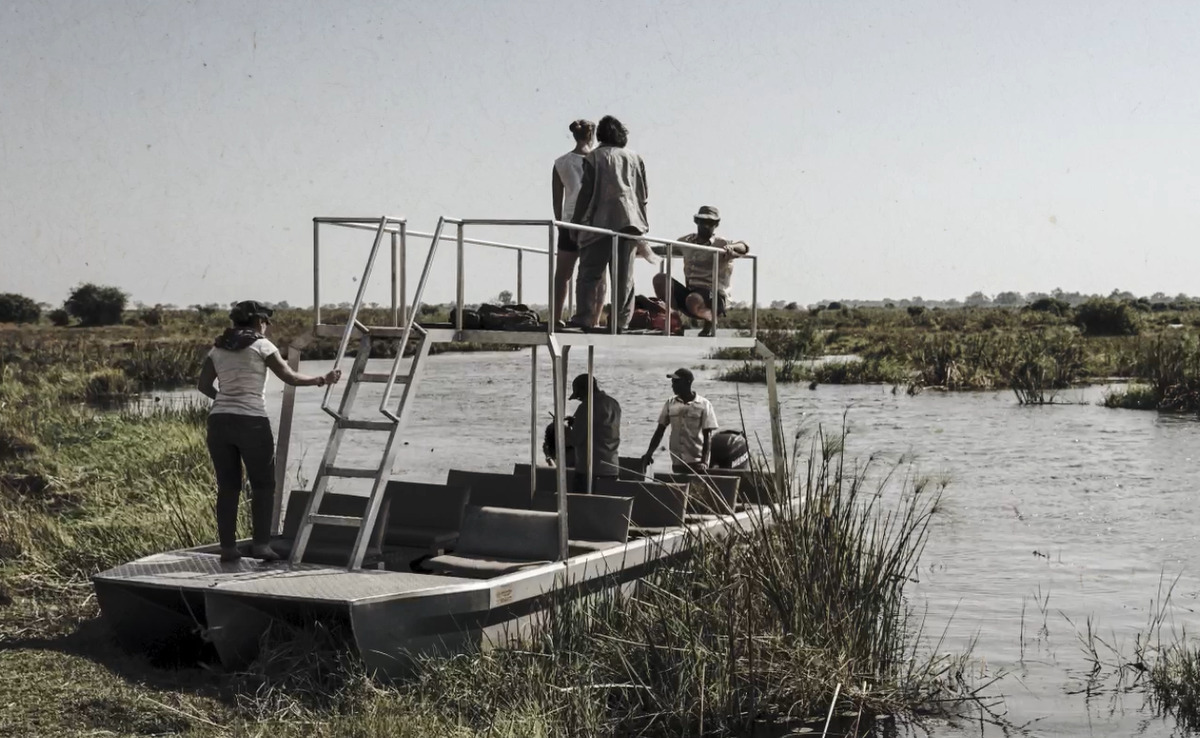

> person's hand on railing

[{"left": 316, "top": 369, "right": 342, "bottom": 387}]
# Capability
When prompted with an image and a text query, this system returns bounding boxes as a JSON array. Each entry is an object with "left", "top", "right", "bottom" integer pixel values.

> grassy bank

[
  {"left": 0, "top": 346, "right": 983, "bottom": 735},
  {"left": 0, "top": 306, "right": 521, "bottom": 397}
]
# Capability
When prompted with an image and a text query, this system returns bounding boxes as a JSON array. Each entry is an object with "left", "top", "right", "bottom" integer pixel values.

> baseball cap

[
  {"left": 230, "top": 300, "right": 274, "bottom": 324},
  {"left": 694, "top": 205, "right": 720, "bottom": 222},
  {"left": 568, "top": 373, "right": 594, "bottom": 400},
  {"left": 667, "top": 367, "right": 694, "bottom": 383}
]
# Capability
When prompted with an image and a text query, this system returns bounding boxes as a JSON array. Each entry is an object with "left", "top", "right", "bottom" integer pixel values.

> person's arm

[
  {"left": 265, "top": 352, "right": 342, "bottom": 387},
  {"left": 725, "top": 240, "right": 750, "bottom": 258},
  {"left": 699, "top": 402, "right": 719, "bottom": 468},
  {"left": 552, "top": 166, "right": 564, "bottom": 221},
  {"left": 643, "top": 401, "right": 670, "bottom": 463},
  {"left": 643, "top": 424, "right": 667, "bottom": 464},
  {"left": 699, "top": 428, "right": 715, "bottom": 470},
  {"left": 197, "top": 355, "right": 217, "bottom": 400},
  {"left": 571, "top": 158, "right": 595, "bottom": 225}
]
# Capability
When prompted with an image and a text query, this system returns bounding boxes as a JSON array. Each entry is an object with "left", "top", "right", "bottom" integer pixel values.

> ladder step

[
  {"left": 308, "top": 513, "right": 364, "bottom": 528},
  {"left": 338, "top": 418, "right": 397, "bottom": 431},
  {"left": 325, "top": 465, "right": 381, "bottom": 479},
  {"left": 359, "top": 373, "right": 410, "bottom": 384}
]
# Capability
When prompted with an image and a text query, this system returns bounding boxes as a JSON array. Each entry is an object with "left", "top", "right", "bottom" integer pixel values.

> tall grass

[
  {"left": 218, "top": 427, "right": 979, "bottom": 736},
  {"left": 1, "top": 362, "right": 986, "bottom": 735}
]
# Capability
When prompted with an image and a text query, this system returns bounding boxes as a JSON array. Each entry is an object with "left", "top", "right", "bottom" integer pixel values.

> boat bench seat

[
  {"left": 686, "top": 468, "right": 777, "bottom": 507},
  {"left": 424, "top": 505, "right": 560, "bottom": 579},
  {"left": 653, "top": 473, "right": 740, "bottom": 518},
  {"left": 447, "top": 469, "right": 537, "bottom": 509},
  {"left": 593, "top": 479, "right": 688, "bottom": 534},
  {"left": 514, "top": 457, "right": 648, "bottom": 491},
  {"left": 531, "top": 491, "right": 633, "bottom": 556},
  {"left": 381, "top": 480, "right": 470, "bottom": 553},
  {"left": 274, "top": 490, "right": 390, "bottom": 566}
]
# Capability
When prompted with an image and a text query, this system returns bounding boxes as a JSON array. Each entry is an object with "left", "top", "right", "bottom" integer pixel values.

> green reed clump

[
  {"left": 1000, "top": 328, "right": 1086, "bottom": 405},
  {"left": 908, "top": 332, "right": 1007, "bottom": 390},
  {"left": 810, "top": 356, "right": 910, "bottom": 385},
  {"left": 1102, "top": 384, "right": 1160, "bottom": 410},
  {"left": 1149, "top": 636, "right": 1200, "bottom": 733}
]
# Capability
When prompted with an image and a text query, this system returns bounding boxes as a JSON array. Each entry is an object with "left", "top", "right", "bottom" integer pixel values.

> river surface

[{"left": 167, "top": 339, "right": 1200, "bottom": 736}]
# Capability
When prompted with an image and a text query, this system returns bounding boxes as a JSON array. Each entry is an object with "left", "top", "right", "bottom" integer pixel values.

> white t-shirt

[
  {"left": 207, "top": 338, "right": 279, "bottom": 417},
  {"left": 657, "top": 394, "right": 719, "bottom": 465},
  {"left": 554, "top": 151, "right": 586, "bottom": 222}
]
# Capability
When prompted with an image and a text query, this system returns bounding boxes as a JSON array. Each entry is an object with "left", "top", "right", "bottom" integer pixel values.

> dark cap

[
  {"left": 694, "top": 205, "right": 720, "bottom": 222},
  {"left": 230, "top": 300, "right": 274, "bottom": 325},
  {"left": 667, "top": 367, "right": 694, "bottom": 383},
  {"left": 569, "top": 373, "right": 596, "bottom": 400}
]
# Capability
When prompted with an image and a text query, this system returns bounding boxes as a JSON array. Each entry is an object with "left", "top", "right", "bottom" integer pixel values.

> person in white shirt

[
  {"left": 641, "top": 367, "right": 719, "bottom": 473},
  {"left": 552, "top": 119, "right": 596, "bottom": 327},
  {"left": 652, "top": 205, "right": 750, "bottom": 337},
  {"left": 197, "top": 300, "right": 342, "bottom": 562}
]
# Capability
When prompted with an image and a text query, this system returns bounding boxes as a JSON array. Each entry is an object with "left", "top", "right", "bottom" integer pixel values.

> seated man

[{"left": 652, "top": 205, "right": 750, "bottom": 337}]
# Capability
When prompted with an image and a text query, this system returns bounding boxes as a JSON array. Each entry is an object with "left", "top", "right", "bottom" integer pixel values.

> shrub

[
  {"left": 0, "top": 293, "right": 41, "bottom": 324},
  {"left": 48, "top": 308, "right": 70, "bottom": 327},
  {"left": 1027, "top": 297, "right": 1071, "bottom": 316},
  {"left": 65, "top": 283, "right": 128, "bottom": 326},
  {"left": 1073, "top": 298, "right": 1140, "bottom": 336}
]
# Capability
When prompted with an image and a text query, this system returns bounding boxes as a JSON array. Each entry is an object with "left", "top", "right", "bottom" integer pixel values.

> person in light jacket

[{"left": 570, "top": 115, "right": 648, "bottom": 330}]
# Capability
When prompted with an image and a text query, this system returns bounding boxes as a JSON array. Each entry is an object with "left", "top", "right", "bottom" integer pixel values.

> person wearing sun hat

[
  {"left": 567, "top": 373, "right": 622, "bottom": 491},
  {"left": 641, "top": 367, "right": 719, "bottom": 473},
  {"left": 652, "top": 205, "right": 750, "bottom": 337},
  {"left": 197, "top": 300, "right": 343, "bottom": 563}
]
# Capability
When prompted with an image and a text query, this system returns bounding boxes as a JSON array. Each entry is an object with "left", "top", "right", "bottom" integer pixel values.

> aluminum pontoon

[{"left": 92, "top": 216, "right": 787, "bottom": 677}]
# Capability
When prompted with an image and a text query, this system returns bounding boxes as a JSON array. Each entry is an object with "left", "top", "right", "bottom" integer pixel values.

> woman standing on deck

[
  {"left": 551, "top": 118, "right": 597, "bottom": 328},
  {"left": 197, "top": 300, "right": 342, "bottom": 562}
]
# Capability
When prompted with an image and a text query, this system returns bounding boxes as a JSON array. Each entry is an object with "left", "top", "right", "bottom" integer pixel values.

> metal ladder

[{"left": 289, "top": 217, "right": 446, "bottom": 570}]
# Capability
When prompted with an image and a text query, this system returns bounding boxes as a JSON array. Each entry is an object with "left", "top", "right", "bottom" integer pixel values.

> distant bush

[
  {"left": 1073, "top": 298, "right": 1140, "bottom": 336},
  {"left": 64, "top": 283, "right": 127, "bottom": 327},
  {"left": 48, "top": 308, "right": 70, "bottom": 327},
  {"left": 906, "top": 305, "right": 926, "bottom": 318},
  {"left": 1027, "top": 297, "right": 1071, "bottom": 316},
  {"left": 0, "top": 293, "right": 41, "bottom": 324}
]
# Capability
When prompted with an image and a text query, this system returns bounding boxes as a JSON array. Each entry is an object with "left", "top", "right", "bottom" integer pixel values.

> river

[{"left": 171, "top": 339, "right": 1200, "bottom": 736}]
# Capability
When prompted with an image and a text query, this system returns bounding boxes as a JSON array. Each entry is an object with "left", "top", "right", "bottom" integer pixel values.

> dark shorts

[
  {"left": 666, "top": 278, "right": 727, "bottom": 318},
  {"left": 558, "top": 227, "right": 579, "bottom": 254}
]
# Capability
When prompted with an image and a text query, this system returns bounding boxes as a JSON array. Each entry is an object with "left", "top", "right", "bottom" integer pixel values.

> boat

[{"left": 91, "top": 216, "right": 788, "bottom": 677}]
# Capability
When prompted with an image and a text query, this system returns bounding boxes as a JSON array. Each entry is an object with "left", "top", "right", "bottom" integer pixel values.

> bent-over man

[{"left": 569, "top": 373, "right": 621, "bottom": 491}]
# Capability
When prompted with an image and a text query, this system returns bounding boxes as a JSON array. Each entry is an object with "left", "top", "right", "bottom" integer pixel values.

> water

[{"left": 163, "top": 341, "right": 1200, "bottom": 736}]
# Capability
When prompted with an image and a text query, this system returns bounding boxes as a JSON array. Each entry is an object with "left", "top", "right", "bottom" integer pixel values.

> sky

[{"left": 2, "top": 0, "right": 1198, "bottom": 309}]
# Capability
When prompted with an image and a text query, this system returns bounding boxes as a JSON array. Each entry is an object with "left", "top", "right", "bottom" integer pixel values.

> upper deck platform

[{"left": 308, "top": 216, "right": 766, "bottom": 353}]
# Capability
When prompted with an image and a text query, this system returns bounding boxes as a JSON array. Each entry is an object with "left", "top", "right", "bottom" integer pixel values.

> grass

[{"left": 0, "top": 343, "right": 988, "bottom": 736}]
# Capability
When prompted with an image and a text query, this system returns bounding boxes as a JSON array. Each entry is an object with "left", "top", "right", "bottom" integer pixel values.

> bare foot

[{"left": 250, "top": 544, "right": 281, "bottom": 561}]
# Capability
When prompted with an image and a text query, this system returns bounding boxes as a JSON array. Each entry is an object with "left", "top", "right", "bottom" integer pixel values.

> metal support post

[
  {"left": 586, "top": 346, "right": 594, "bottom": 492},
  {"left": 548, "top": 337, "right": 569, "bottom": 560},
  {"left": 529, "top": 345, "right": 538, "bottom": 498}
]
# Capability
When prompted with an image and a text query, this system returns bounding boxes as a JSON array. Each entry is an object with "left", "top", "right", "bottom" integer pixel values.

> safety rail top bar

[{"left": 312, "top": 216, "right": 759, "bottom": 340}]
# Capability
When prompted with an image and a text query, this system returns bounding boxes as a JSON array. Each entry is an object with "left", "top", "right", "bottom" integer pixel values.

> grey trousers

[{"left": 576, "top": 227, "right": 639, "bottom": 328}]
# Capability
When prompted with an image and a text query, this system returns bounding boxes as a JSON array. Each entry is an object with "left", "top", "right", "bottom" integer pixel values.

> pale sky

[{"left": 2, "top": 0, "right": 1197, "bottom": 309}]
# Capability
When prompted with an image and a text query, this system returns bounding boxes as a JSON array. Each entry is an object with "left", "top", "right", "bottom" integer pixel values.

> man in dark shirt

[{"left": 568, "top": 373, "right": 621, "bottom": 491}]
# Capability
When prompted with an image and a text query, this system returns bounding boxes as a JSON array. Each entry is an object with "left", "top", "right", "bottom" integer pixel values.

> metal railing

[
  {"left": 310, "top": 216, "right": 760, "bottom": 344},
  {"left": 438, "top": 218, "right": 759, "bottom": 339}
]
